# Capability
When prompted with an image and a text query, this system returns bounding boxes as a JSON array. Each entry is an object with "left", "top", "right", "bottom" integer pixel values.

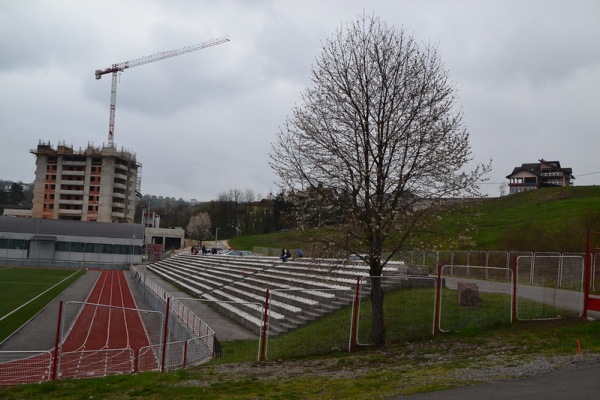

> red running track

[
  {"left": 59, "top": 270, "right": 158, "bottom": 379},
  {"left": 0, "top": 270, "right": 159, "bottom": 385}
]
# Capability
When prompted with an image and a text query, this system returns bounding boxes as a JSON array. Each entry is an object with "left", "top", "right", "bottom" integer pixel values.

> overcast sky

[{"left": 1, "top": 0, "right": 599, "bottom": 201}]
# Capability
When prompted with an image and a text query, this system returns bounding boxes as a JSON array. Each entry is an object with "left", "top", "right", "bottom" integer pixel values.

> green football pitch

[{"left": 0, "top": 266, "right": 85, "bottom": 343}]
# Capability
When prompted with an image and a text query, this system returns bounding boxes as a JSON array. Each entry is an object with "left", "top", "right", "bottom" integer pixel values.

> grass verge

[{"left": 1, "top": 318, "right": 599, "bottom": 399}]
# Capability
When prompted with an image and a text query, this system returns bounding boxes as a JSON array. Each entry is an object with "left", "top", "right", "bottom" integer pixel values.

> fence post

[
  {"left": 133, "top": 347, "right": 139, "bottom": 373},
  {"left": 51, "top": 300, "right": 63, "bottom": 381},
  {"left": 182, "top": 340, "right": 188, "bottom": 368},
  {"left": 349, "top": 276, "right": 361, "bottom": 352},
  {"left": 433, "top": 264, "right": 442, "bottom": 335},
  {"left": 161, "top": 297, "right": 170, "bottom": 372},
  {"left": 259, "top": 289, "right": 270, "bottom": 362},
  {"left": 512, "top": 256, "right": 518, "bottom": 324},
  {"left": 583, "top": 229, "right": 591, "bottom": 319}
]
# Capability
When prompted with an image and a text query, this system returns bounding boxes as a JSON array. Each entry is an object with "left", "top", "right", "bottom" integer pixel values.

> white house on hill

[{"left": 506, "top": 159, "right": 574, "bottom": 194}]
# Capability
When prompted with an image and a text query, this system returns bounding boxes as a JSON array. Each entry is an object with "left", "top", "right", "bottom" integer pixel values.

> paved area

[
  {"left": 128, "top": 264, "right": 256, "bottom": 341},
  {"left": 396, "top": 359, "right": 600, "bottom": 400}
]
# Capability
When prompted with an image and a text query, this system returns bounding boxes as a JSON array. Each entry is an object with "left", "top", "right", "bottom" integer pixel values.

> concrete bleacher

[{"left": 146, "top": 253, "right": 408, "bottom": 336}]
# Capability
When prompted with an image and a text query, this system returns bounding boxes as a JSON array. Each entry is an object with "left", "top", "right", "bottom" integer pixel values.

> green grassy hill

[
  {"left": 231, "top": 186, "right": 600, "bottom": 253},
  {"left": 464, "top": 186, "right": 600, "bottom": 251}
]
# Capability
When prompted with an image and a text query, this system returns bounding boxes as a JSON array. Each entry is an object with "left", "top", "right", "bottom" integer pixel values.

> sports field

[
  {"left": 0, "top": 269, "right": 158, "bottom": 385},
  {"left": 0, "top": 266, "right": 84, "bottom": 342}
]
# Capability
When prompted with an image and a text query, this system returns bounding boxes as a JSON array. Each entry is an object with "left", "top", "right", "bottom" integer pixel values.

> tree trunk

[{"left": 370, "top": 276, "right": 385, "bottom": 347}]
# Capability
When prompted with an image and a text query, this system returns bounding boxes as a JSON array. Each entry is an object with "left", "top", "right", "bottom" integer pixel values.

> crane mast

[{"left": 95, "top": 36, "right": 229, "bottom": 146}]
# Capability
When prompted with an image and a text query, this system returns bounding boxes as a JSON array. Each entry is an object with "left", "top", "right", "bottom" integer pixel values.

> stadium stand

[{"left": 146, "top": 253, "right": 406, "bottom": 335}]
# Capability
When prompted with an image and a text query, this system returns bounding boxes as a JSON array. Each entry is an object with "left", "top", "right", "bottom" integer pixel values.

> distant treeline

[
  {"left": 135, "top": 189, "right": 291, "bottom": 239},
  {"left": 0, "top": 181, "right": 33, "bottom": 211}
]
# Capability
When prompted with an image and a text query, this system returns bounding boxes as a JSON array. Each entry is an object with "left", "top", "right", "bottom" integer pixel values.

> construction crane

[{"left": 95, "top": 36, "right": 230, "bottom": 146}]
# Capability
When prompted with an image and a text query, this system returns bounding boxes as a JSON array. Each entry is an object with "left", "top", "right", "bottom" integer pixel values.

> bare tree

[
  {"left": 186, "top": 212, "right": 212, "bottom": 245},
  {"left": 270, "top": 14, "right": 490, "bottom": 346},
  {"left": 499, "top": 182, "right": 509, "bottom": 196}
]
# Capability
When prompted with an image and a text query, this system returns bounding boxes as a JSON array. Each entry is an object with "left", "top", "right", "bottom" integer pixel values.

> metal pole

[
  {"left": 161, "top": 297, "right": 170, "bottom": 372},
  {"left": 143, "top": 267, "right": 147, "bottom": 304},
  {"left": 433, "top": 264, "right": 442, "bottom": 336},
  {"left": 259, "top": 289, "right": 270, "bottom": 362},
  {"left": 51, "top": 301, "right": 63, "bottom": 380},
  {"left": 512, "top": 256, "right": 518, "bottom": 324},
  {"left": 349, "top": 276, "right": 361, "bottom": 352},
  {"left": 583, "top": 229, "right": 591, "bottom": 319}
]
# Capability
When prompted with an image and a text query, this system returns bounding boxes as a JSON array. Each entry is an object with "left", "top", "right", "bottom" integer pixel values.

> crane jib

[{"left": 94, "top": 36, "right": 229, "bottom": 145}]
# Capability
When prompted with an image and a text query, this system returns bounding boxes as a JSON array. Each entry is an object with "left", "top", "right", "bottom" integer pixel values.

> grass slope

[
  {"left": 231, "top": 186, "right": 600, "bottom": 253},
  {"left": 465, "top": 186, "right": 600, "bottom": 251}
]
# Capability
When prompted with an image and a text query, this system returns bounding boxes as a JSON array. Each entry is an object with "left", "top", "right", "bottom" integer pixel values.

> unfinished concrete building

[{"left": 30, "top": 142, "right": 142, "bottom": 223}]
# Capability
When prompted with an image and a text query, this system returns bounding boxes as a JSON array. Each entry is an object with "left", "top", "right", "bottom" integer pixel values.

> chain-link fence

[
  {"left": 2, "top": 250, "right": 596, "bottom": 385},
  {"left": 439, "top": 265, "right": 513, "bottom": 332},
  {"left": 266, "top": 288, "right": 354, "bottom": 360},
  {"left": 516, "top": 255, "right": 584, "bottom": 320},
  {"left": 592, "top": 253, "right": 600, "bottom": 293},
  {"left": 170, "top": 299, "right": 261, "bottom": 364},
  {"left": 131, "top": 270, "right": 232, "bottom": 369},
  {"left": 0, "top": 351, "right": 53, "bottom": 386},
  {"left": 356, "top": 276, "right": 436, "bottom": 345},
  {"left": 58, "top": 301, "right": 164, "bottom": 377}
]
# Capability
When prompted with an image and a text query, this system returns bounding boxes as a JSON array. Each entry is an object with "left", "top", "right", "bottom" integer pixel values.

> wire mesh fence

[
  {"left": 138, "top": 344, "right": 161, "bottom": 372},
  {"left": 0, "top": 351, "right": 53, "bottom": 386},
  {"left": 59, "top": 348, "right": 135, "bottom": 379},
  {"left": 593, "top": 253, "right": 600, "bottom": 293},
  {"left": 266, "top": 288, "right": 354, "bottom": 360},
  {"left": 165, "top": 298, "right": 217, "bottom": 368},
  {"left": 58, "top": 301, "right": 164, "bottom": 376},
  {"left": 173, "top": 299, "right": 261, "bottom": 363},
  {"left": 439, "top": 265, "right": 513, "bottom": 332},
  {"left": 130, "top": 267, "right": 261, "bottom": 365},
  {"left": 183, "top": 335, "right": 216, "bottom": 367},
  {"left": 356, "top": 276, "right": 436, "bottom": 345},
  {"left": 516, "top": 255, "right": 584, "bottom": 320},
  {"left": 398, "top": 250, "right": 439, "bottom": 274},
  {"left": 399, "top": 250, "right": 512, "bottom": 275},
  {"left": 61, "top": 301, "right": 164, "bottom": 353},
  {"left": 2, "top": 250, "right": 598, "bottom": 385}
]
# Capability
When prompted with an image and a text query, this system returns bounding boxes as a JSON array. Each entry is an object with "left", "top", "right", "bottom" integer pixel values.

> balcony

[
  {"left": 60, "top": 170, "right": 86, "bottom": 176},
  {"left": 58, "top": 209, "right": 82, "bottom": 215},
  {"left": 62, "top": 160, "right": 86, "bottom": 167},
  {"left": 59, "top": 189, "right": 84, "bottom": 195},
  {"left": 111, "top": 211, "right": 125, "bottom": 219},
  {"left": 59, "top": 199, "right": 84, "bottom": 205},
  {"left": 59, "top": 178, "right": 85, "bottom": 185},
  {"left": 541, "top": 172, "right": 564, "bottom": 177}
]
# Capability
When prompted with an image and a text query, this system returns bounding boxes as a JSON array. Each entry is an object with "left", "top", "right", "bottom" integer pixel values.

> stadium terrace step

[{"left": 147, "top": 253, "right": 408, "bottom": 335}]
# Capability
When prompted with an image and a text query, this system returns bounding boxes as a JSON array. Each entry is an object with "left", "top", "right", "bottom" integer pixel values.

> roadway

[{"left": 397, "top": 359, "right": 600, "bottom": 399}]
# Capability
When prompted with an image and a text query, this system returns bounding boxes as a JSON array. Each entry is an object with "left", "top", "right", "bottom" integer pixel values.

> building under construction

[{"left": 30, "top": 141, "right": 141, "bottom": 223}]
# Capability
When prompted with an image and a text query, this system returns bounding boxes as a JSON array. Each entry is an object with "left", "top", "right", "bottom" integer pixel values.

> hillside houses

[{"left": 506, "top": 159, "right": 574, "bottom": 195}]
